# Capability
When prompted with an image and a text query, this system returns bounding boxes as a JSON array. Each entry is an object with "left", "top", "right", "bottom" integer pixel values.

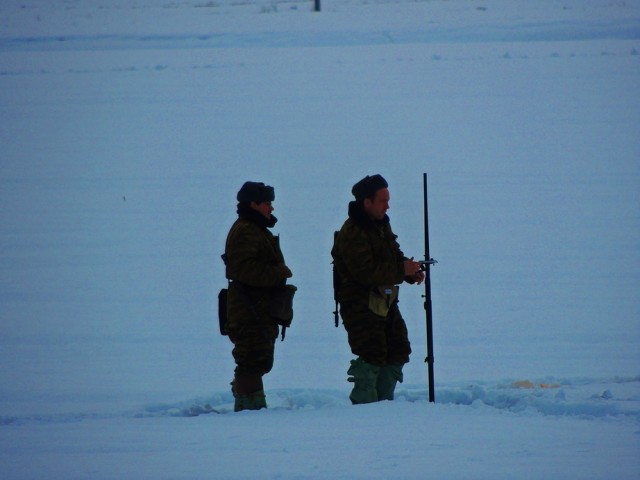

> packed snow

[{"left": 1, "top": 0, "right": 639, "bottom": 478}]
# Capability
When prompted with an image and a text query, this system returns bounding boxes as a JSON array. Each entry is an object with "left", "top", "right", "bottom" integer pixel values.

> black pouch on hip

[{"left": 218, "top": 288, "right": 228, "bottom": 335}]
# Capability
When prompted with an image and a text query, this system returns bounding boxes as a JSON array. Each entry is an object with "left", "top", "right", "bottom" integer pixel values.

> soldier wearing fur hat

[
  {"left": 331, "top": 174, "right": 424, "bottom": 404},
  {"left": 223, "top": 181, "right": 293, "bottom": 412}
]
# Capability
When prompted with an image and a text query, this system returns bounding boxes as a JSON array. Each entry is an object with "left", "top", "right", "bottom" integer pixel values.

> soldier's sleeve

[
  {"left": 226, "top": 224, "right": 285, "bottom": 288},
  {"left": 390, "top": 227, "right": 408, "bottom": 262},
  {"left": 339, "top": 225, "right": 405, "bottom": 287}
]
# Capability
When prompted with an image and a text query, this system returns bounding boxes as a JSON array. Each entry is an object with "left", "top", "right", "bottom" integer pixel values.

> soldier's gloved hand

[
  {"left": 403, "top": 257, "right": 421, "bottom": 277},
  {"left": 411, "top": 271, "right": 425, "bottom": 285}
]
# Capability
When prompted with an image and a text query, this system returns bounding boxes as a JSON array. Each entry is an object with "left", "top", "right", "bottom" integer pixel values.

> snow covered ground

[{"left": 1, "top": 0, "right": 639, "bottom": 478}]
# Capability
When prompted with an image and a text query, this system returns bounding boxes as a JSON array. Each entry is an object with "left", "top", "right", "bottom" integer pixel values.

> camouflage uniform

[
  {"left": 332, "top": 196, "right": 413, "bottom": 403},
  {"left": 332, "top": 201, "right": 412, "bottom": 366},
  {"left": 224, "top": 185, "right": 291, "bottom": 411}
]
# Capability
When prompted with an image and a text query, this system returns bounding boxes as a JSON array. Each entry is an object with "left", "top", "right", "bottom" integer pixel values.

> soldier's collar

[
  {"left": 347, "top": 201, "right": 389, "bottom": 229},
  {"left": 237, "top": 204, "right": 278, "bottom": 229}
]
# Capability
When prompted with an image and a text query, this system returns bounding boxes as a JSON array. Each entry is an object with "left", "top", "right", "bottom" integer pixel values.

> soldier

[
  {"left": 223, "top": 181, "right": 293, "bottom": 412},
  {"left": 331, "top": 174, "right": 424, "bottom": 404}
]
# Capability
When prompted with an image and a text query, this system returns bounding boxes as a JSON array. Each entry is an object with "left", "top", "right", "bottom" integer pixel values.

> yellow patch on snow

[{"left": 512, "top": 380, "right": 561, "bottom": 389}]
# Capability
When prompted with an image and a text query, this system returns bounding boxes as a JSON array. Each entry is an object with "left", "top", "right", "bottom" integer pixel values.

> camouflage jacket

[
  {"left": 331, "top": 201, "right": 408, "bottom": 309},
  {"left": 224, "top": 206, "right": 289, "bottom": 328}
]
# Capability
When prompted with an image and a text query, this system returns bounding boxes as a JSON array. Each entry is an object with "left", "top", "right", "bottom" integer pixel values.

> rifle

[{"left": 332, "top": 231, "right": 340, "bottom": 327}]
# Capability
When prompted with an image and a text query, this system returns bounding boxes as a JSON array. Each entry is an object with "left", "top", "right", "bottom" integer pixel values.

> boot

[
  {"left": 233, "top": 373, "right": 267, "bottom": 412},
  {"left": 234, "top": 391, "right": 267, "bottom": 412},
  {"left": 377, "top": 363, "right": 404, "bottom": 401},
  {"left": 347, "top": 357, "right": 380, "bottom": 404}
]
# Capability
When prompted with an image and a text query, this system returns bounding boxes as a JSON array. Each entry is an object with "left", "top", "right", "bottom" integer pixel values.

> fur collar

[{"left": 237, "top": 203, "right": 278, "bottom": 229}]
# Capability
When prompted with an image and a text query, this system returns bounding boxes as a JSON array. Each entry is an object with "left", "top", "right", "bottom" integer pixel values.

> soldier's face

[
  {"left": 364, "top": 188, "right": 390, "bottom": 220},
  {"left": 251, "top": 201, "right": 273, "bottom": 219}
]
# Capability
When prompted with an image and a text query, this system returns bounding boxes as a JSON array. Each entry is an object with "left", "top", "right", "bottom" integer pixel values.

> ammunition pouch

[
  {"left": 218, "top": 288, "right": 228, "bottom": 335},
  {"left": 270, "top": 284, "right": 298, "bottom": 327}
]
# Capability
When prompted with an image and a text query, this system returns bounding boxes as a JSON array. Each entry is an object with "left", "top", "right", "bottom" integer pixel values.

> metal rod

[{"left": 423, "top": 172, "right": 435, "bottom": 403}]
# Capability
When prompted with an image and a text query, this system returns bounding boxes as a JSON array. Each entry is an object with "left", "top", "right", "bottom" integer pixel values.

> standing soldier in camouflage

[
  {"left": 223, "top": 181, "right": 293, "bottom": 412},
  {"left": 332, "top": 174, "right": 424, "bottom": 404}
]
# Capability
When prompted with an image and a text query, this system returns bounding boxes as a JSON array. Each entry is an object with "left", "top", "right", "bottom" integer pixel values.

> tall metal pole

[{"left": 423, "top": 173, "right": 436, "bottom": 403}]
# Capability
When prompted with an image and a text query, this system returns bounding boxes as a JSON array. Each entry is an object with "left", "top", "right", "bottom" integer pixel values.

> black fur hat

[
  {"left": 237, "top": 181, "right": 275, "bottom": 203},
  {"left": 351, "top": 174, "right": 388, "bottom": 201}
]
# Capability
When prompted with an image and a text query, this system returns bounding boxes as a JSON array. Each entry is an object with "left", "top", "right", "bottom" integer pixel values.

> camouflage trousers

[
  {"left": 340, "top": 302, "right": 411, "bottom": 367},
  {"left": 227, "top": 322, "right": 279, "bottom": 377}
]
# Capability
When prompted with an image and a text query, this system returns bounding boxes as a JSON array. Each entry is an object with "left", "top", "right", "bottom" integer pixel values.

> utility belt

[{"left": 218, "top": 281, "right": 297, "bottom": 341}]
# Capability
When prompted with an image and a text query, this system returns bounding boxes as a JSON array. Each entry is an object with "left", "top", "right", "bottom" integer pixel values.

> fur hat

[
  {"left": 237, "top": 181, "right": 275, "bottom": 203},
  {"left": 351, "top": 174, "right": 388, "bottom": 201}
]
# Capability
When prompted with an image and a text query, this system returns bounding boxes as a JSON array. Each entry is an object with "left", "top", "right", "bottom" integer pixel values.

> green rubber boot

[
  {"left": 347, "top": 358, "right": 380, "bottom": 404},
  {"left": 377, "top": 364, "right": 404, "bottom": 401},
  {"left": 234, "top": 390, "right": 267, "bottom": 412},
  {"left": 232, "top": 373, "right": 267, "bottom": 412}
]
